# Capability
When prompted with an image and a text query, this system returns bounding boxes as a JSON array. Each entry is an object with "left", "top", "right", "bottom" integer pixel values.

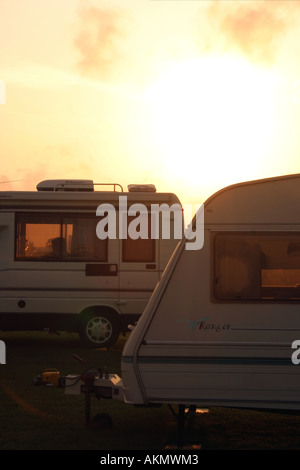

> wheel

[{"left": 79, "top": 311, "right": 120, "bottom": 348}]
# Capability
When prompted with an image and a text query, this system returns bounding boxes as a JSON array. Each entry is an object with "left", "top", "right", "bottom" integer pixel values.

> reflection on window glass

[
  {"left": 214, "top": 233, "right": 300, "bottom": 301},
  {"left": 16, "top": 213, "right": 107, "bottom": 261}
]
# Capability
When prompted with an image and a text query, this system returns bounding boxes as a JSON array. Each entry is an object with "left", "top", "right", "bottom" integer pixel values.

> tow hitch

[{"left": 64, "top": 354, "right": 124, "bottom": 425}]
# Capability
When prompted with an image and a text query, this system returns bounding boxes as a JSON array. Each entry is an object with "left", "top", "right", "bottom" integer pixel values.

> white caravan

[
  {"left": 66, "top": 174, "right": 300, "bottom": 419},
  {"left": 0, "top": 179, "right": 181, "bottom": 348},
  {"left": 120, "top": 173, "right": 300, "bottom": 411}
]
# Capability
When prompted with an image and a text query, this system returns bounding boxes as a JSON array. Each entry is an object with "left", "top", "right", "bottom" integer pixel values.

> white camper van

[
  {"left": 0, "top": 179, "right": 181, "bottom": 348},
  {"left": 66, "top": 174, "right": 300, "bottom": 422}
]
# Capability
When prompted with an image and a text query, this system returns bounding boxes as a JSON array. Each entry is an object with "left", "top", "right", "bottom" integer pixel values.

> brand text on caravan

[{"left": 96, "top": 196, "right": 204, "bottom": 250}]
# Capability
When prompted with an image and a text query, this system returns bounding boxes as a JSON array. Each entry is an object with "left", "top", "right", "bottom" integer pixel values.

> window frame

[
  {"left": 15, "top": 212, "right": 108, "bottom": 262},
  {"left": 212, "top": 231, "right": 300, "bottom": 303}
]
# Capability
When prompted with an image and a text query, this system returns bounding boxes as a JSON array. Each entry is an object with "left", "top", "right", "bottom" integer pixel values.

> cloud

[
  {"left": 74, "top": 5, "right": 129, "bottom": 79},
  {"left": 197, "top": 0, "right": 300, "bottom": 64}
]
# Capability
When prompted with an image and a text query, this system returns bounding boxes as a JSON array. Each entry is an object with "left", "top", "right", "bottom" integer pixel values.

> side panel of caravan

[{"left": 122, "top": 175, "right": 300, "bottom": 410}]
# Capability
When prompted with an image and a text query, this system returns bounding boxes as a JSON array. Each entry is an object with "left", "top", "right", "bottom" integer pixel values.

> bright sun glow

[{"left": 143, "top": 55, "right": 281, "bottom": 197}]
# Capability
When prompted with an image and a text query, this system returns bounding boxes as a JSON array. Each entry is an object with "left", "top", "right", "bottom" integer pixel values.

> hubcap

[{"left": 86, "top": 317, "right": 112, "bottom": 344}]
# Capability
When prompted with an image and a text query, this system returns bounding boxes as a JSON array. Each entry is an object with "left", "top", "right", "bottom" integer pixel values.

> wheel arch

[{"left": 78, "top": 304, "right": 121, "bottom": 326}]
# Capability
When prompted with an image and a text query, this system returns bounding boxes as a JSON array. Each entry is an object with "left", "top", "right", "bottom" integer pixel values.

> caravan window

[
  {"left": 15, "top": 213, "right": 107, "bottom": 261},
  {"left": 213, "top": 232, "right": 300, "bottom": 301}
]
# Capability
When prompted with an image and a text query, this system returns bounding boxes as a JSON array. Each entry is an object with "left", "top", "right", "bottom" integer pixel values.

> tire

[{"left": 79, "top": 311, "right": 120, "bottom": 349}]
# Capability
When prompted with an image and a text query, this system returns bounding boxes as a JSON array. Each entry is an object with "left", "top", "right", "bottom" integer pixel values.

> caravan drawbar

[
  {"left": 66, "top": 174, "right": 300, "bottom": 415},
  {"left": 0, "top": 179, "right": 181, "bottom": 348}
]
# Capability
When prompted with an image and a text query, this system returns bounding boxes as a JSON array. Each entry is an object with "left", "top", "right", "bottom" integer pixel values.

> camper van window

[
  {"left": 122, "top": 215, "right": 155, "bottom": 262},
  {"left": 213, "top": 232, "right": 300, "bottom": 301},
  {"left": 15, "top": 213, "right": 107, "bottom": 261}
]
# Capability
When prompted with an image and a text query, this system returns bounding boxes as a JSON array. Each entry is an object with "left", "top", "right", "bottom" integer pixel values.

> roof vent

[
  {"left": 128, "top": 184, "right": 156, "bottom": 193},
  {"left": 37, "top": 179, "right": 94, "bottom": 192}
]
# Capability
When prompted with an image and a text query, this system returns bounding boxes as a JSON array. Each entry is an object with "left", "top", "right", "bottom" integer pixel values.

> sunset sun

[{"left": 144, "top": 55, "right": 280, "bottom": 196}]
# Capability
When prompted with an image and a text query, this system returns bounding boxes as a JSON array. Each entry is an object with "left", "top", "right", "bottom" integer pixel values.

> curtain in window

[{"left": 215, "top": 236, "right": 261, "bottom": 299}]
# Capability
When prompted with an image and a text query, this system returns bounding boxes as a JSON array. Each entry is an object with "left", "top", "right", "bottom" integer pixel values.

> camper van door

[{"left": 117, "top": 208, "right": 160, "bottom": 318}]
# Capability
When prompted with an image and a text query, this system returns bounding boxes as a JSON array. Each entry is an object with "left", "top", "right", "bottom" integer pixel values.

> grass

[{"left": 1, "top": 331, "right": 300, "bottom": 450}]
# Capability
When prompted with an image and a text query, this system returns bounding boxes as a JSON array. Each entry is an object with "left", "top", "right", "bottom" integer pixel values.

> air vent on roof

[
  {"left": 37, "top": 180, "right": 94, "bottom": 192},
  {"left": 128, "top": 184, "right": 156, "bottom": 192}
]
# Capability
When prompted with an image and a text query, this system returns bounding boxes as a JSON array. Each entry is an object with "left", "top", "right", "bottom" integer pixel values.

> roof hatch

[
  {"left": 128, "top": 184, "right": 156, "bottom": 192},
  {"left": 37, "top": 180, "right": 94, "bottom": 192}
]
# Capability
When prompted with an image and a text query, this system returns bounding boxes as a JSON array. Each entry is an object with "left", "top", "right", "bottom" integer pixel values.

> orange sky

[{"left": 1, "top": 0, "right": 300, "bottom": 207}]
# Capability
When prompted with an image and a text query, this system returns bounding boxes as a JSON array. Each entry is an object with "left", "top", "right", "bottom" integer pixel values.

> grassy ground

[{"left": 1, "top": 331, "right": 300, "bottom": 450}]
